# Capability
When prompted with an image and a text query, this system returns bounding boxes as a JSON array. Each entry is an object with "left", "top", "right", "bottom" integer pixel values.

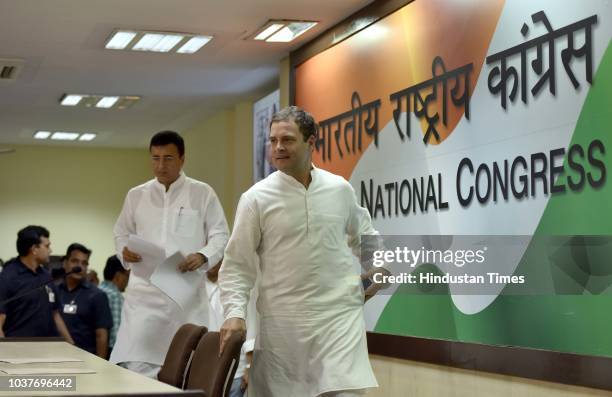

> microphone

[{"left": 0, "top": 266, "right": 83, "bottom": 307}]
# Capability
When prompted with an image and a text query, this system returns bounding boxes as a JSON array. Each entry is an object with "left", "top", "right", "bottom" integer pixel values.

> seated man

[
  {"left": 57, "top": 243, "right": 112, "bottom": 358},
  {"left": 98, "top": 255, "right": 129, "bottom": 355},
  {"left": 0, "top": 225, "right": 73, "bottom": 341}
]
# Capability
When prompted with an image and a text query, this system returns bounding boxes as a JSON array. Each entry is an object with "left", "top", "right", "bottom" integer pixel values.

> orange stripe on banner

[{"left": 296, "top": 0, "right": 505, "bottom": 179}]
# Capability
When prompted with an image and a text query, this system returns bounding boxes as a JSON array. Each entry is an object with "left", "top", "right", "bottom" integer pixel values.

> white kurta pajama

[
  {"left": 219, "top": 167, "right": 379, "bottom": 397},
  {"left": 205, "top": 278, "right": 257, "bottom": 383},
  {"left": 111, "top": 172, "right": 229, "bottom": 367}
]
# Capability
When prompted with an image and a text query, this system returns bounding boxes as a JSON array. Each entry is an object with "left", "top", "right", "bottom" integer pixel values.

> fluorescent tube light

[
  {"left": 254, "top": 24, "right": 284, "bottom": 40},
  {"left": 60, "top": 94, "right": 83, "bottom": 106},
  {"left": 105, "top": 29, "right": 211, "bottom": 54},
  {"left": 266, "top": 21, "right": 317, "bottom": 42},
  {"left": 51, "top": 132, "right": 79, "bottom": 141},
  {"left": 34, "top": 131, "right": 52, "bottom": 139},
  {"left": 78, "top": 133, "right": 97, "bottom": 141},
  {"left": 105, "top": 31, "right": 137, "bottom": 50},
  {"left": 96, "top": 96, "right": 120, "bottom": 108},
  {"left": 176, "top": 35, "right": 212, "bottom": 54},
  {"left": 133, "top": 33, "right": 165, "bottom": 51},
  {"left": 265, "top": 26, "right": 294, "bottom": 42},
  {"left": 152, "top": 34, "right": 184, "bottom": 52}
]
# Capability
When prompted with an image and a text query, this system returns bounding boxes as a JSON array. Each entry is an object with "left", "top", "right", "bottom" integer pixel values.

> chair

[
  {"left": 186, "top": 331, "right": 244, "bottom": 397},
  {"left": 158, "top": 323, "right": 208, "bottom": 388}
]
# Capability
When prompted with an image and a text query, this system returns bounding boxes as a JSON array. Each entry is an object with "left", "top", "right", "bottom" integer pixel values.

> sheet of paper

[
  {"left": 150, "top": 251, "right": 202, "bottom": 310},
  {"left": 0, "top": 367, "right": 96, "bottom": 375},
  {"left": 127, "top": 234, "right": 167, "bottom": 279},
  {"left": 0, "top": 357, "right": 83, "bottom": 364}
]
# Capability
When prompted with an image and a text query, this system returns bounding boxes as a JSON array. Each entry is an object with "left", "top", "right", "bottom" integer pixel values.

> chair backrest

[
  {"left": 158, "top": 323, "right": 208, "bottom": 388},
  {"left": 186, "top": 331, "right": 244, "bottom": 397}
]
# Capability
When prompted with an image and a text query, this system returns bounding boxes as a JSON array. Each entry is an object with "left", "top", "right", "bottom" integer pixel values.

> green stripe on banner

[{"left": 374, "top": 42, "right": 612, "bottom": 357}]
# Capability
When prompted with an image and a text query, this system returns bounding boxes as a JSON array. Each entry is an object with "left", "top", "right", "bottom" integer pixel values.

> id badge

[
  {"left": 45, "top": 286, "right": 55, "bottom": 303},
  {"left": 63, "top": 304, "right": 77, "bottom": 314}
]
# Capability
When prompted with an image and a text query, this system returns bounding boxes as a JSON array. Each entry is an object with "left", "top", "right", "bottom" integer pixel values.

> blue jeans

[{"left": 229, "top": 377, "right": 245, "bottom": 397}]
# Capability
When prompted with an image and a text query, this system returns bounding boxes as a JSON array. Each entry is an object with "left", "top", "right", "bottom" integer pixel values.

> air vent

[{"left": 0, "top": 58, "right": 24, "bottom": 81}]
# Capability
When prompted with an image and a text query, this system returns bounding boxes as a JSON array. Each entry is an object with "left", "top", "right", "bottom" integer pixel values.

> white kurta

[
  {"left": 219, "top": 167, "right": 379, "bottom": 397},
  {"left": 111, "top": 172, "right": 229, "bottom": 365},
  {"left": 205, "top": 278, "right": 256, "bottom": 379}
]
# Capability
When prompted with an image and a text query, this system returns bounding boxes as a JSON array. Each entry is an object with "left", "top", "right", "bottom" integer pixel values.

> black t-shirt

[
  {"left": 0, "top": 258, "right": 60, "bottom": 337},
  {"left": 57, "top": 281, "right": 112, "bottom": 354}
]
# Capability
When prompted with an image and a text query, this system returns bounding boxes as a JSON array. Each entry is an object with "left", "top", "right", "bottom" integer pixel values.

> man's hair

[
  {"left": 65, "top": 243, "right": 92, "bottom": 259},
  {"left": 269, "top": 106, "right": 318, "bottom": 142},
  {"left": 149, "top": 130, "right": 185, "bottom": 157},
  {"left": 103, "top": 255, "right": 125, "bottom": 281},
  {"left": 16, "top": 225, "right": 50, "bottom": 256}
]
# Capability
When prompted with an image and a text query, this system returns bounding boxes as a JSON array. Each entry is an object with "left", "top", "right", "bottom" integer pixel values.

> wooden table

[{"left": 0, "top": 341, "right": 201, "bottom": 396}]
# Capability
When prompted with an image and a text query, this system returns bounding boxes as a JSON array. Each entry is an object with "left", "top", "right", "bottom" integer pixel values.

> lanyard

[{"left": 61, "top": 285, "right": 83, "bottom": 306}]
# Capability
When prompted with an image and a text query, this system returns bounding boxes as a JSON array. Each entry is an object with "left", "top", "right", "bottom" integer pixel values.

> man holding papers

[{"left": 111, "top": 131, "right": 229, "bottom": 378}]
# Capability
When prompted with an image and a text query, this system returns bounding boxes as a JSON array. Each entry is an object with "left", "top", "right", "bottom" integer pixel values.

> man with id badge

[
  {"left": 57, "top": 243, "right": 112, "bottom": 358},
  {"left": 111, "top": 131, "right": 229, "bottom": 378},
  {"left": 0, "top": 225, "right": 73, "bottom": 342}
]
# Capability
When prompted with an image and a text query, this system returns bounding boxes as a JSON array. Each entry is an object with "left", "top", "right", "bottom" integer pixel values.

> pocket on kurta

[{"left": 172, "top": 208, "right": 199, "bottom": 237}]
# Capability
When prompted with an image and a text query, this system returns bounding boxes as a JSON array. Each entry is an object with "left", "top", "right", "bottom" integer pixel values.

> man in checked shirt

[{"left": 98, "top": 255, "right": 130, "bottom": 358}]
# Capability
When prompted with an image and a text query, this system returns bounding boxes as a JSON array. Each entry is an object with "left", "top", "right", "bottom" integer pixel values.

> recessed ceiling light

[
  {"left": 78, "top": 133, "right": 97, "bottom": 141},
  {"left": 252, "top": 20, "right": 318, "bottom": 43},
  {"left": 134, "top": 33, "right": 187, "bottom": 52},
  {"left": 105, "top": 31, "right": 138, "bottom": 50},
  {"left": 133, "top": 33, "right": 165, "bottom": 51},
  {"left": 33, "top": 131, "right": 99, "bottom": 142},
  {"left": 115, "top": 96, "right": 141, "bottom": 109},
  {"left": 265, "top": 26, "right": 295, "bottom": 43},
  {"left": 254, "top": 24, "right": 284, "bottom": 41},
  {"left": 60, "top": 94, "right": 84, "bottom": 106},
  {"left": 105, "top": 30, "right": 212, "bottom": 54},
  {"left": 176, "top": 35, "right": 212, "bottom": 54},
  {"left": 59, "top": 94, "right": 140, "bottom": 109},
  {"left": 51, "top": 132, "right": 79, "bottom": 141},
  {"left": 96, "top": 96, "right": 120, "bottom": 108},
  {"left": 34, "top": 131, "right": 52, "bottom": 139},
  {"left": 266, "top": 21, "right": 317, "bottom": 42},
  {"left": 153, "top": 35, "right": 184, "bottom": 52}
]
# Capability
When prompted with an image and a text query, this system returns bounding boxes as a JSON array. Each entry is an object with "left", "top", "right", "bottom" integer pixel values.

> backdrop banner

[{"left": 295, "top": 0, "right": 612, "bottom": 357}]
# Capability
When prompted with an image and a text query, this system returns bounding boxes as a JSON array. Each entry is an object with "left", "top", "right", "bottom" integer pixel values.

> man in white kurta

[
  {"left": 204, "top": 262, "right": 257, "bottom": 397},
  {"left": 219, "top": 107, "right": 380, "bottom": 397},
  {"left": 112, "top": 131, "right": 229, "bottom": 377}
]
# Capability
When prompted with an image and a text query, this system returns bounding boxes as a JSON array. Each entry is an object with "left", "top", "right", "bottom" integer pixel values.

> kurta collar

[
  {"left": 153, "top": 171, "right": 187, "bottom": 193},
  {"left": 277, "top": 164, "right": 318, "bottom": 190}
]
